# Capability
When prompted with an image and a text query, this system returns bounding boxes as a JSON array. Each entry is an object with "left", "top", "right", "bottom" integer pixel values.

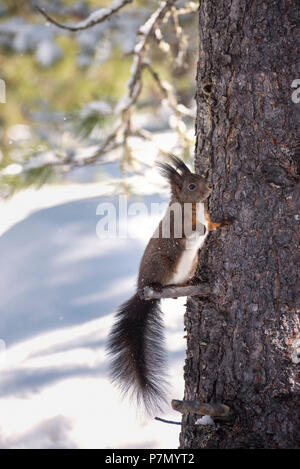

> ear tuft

[
  {"left": 156, "top": 155, "right": 191, "bottom": 187},
  {"left": 156, "top": 154, "right": 191, "bottom": 192},
  {"left": 168, "top": 154, "right": 191, "bottom": 175},
  {"left": 156, "top": 161, "right": 181, "bottom": 184}
]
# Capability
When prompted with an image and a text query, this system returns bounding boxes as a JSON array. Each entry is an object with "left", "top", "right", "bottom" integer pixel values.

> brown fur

[
  {"left": 138, "top": 197, "right": 208, "bottom": 288},
  {"left": 107, "top": 155, "right": 227, "bottom": 414},
  {"left": 138, "top": 234, "right": 185, "bottom": 288}
]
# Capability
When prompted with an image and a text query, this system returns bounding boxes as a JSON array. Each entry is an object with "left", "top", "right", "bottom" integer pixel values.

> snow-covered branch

[
  {"left": 35, "top": 0, "right": 133, "bottom": 32},
  {"left": 115, "top": 0, "right": 179, "bottom": 115},
  {"left": 29, "top": 1, "right": 196, "bottom": 176}
]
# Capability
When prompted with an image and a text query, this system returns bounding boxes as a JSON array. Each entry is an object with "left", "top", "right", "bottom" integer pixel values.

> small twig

[
  {"left": 172, "top": 399, "right": 232, "bottom": 421},
  {"left": 84, "top": 120, "right": 123, "bottom": 163},
  {"left": 22, "top": 120, "right": 123, "bottom": 172},
  {"left": 115, "top": 0, "right": 178, "bottom": 115},
  {"left": 145, "top": 63, "right": 195, "bottom": 118},
  {"left": 33, "top": 0, "right": 196, "bottom": 174},
  {"left": 35, "top": 0, "right": 133, "bottom": 32},
  {"left": 176, "top": 2, "right": 198, "bottom": 16},
  {"left": 154, "top": 416, "right": 181, "bottom": 425},
  {"left": 171, "top": 6, "right": 188, "bottom": 69},
  {"left": 112, "top": 0, "right": 180, "bottom": 172},
  {"left": 154, "top": 26, "right": 171, "bottom": 53},
  {"left": 138, "top": 283, "right": 210, "bottom": 300}
]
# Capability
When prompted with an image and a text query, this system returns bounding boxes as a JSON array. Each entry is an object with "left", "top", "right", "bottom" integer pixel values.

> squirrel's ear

[
  {"left": 168, "top": 154, "right": 191, "bottom": 175},
  {"left": 156, "top": 161, "right": 183, "bottom": 188}
]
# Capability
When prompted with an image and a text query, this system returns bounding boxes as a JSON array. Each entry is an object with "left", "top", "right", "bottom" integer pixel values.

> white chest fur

[{"left": 169, "top": 202, "right": 209, "bottom": 285}]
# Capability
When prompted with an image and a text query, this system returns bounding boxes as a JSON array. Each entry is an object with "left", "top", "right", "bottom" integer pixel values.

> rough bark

[{"left": 179, "top": 0, "right": 300, "bottom": 449}]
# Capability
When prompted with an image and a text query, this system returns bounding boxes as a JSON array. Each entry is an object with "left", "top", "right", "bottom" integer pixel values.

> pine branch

[{"left": 30, "top": 0, "right": 197, "bottom": 174}]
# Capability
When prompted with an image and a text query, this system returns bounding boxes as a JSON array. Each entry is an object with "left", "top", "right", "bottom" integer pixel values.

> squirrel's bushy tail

[{"left": 106, "top": 293, "right": 168, "bottom": 414}]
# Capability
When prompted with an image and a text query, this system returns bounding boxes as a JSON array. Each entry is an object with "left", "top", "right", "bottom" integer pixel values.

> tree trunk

[{"left": 179, "top": 0, "right": 300, "bottom": 449}]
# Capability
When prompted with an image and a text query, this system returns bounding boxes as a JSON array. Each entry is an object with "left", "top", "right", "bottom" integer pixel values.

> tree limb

[
  {"left": 138, "top": 283, "right": 210, "bottom": 300},
  {"left": 31, "top": 0, "right": 197, "bottom": 175},
  {"left": 172, "top": 399, "right": 232, "bottom": 420},
  {"left": 115, "top": 0, "right": 178, "bottom": 115},
  {"left": 35, "top": 0, "right": 133, "bottom": 32}
]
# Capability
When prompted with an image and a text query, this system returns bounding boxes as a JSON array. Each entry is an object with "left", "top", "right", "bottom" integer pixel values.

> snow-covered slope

[{"left": 0, "top": 176, "right": 186, "bottom": 449}]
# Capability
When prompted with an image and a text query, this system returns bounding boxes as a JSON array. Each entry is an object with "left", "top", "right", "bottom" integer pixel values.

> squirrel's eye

[{"left": 188, "top": 183, "right": 196, "bottom": 191}]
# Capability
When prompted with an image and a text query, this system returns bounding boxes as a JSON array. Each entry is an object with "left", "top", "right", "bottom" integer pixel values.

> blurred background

[{"left": 0, "top": 0, "right": 198, "bottom": 448}]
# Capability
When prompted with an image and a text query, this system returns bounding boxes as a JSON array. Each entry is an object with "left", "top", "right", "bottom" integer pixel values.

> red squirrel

[{"left": 107, "top": 155, "right": 225, "bottom": 414}]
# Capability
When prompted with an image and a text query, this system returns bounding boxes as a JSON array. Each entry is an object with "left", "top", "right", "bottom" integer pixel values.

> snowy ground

[{"left": 0, "top": 159, "right": 187, "bottom": 448}]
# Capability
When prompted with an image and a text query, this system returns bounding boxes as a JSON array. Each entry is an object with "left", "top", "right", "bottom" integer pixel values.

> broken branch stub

[
  {"left": 172, "top": 399, "right": 232, "bottom": 421},
  {"left": 138, "top": 283, "right": 210, "bottom": 300}
]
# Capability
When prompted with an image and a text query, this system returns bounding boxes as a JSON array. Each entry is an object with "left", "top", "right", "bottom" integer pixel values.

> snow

[
  {"left": 291, "top": 338, "right": 300, "bottom": 364},
  {"left": 0, "top": 163, "right": 22, "bottom": 176},
  {"left": 0, "top": 5, "right": 148, "bottom": 67},
  {"left": 35, "top": 40, "right": 62, "bottom": 67},
  {"left": 195, "top": 415, "right": 215, "bottom": 426},
  {"left": 25, "top": 151, "right": 61, "bottom": 170},
  {"left": 6, "top": 125, "right": 32, "bottom": 143},
  {"left": 0, "top": 18, "right": 56, "bottom": 54},
  {"left": 0, "top": 171, "right": 186, "bottom": 449},
  {"left": 79, "top": 101, "right": 112, "bottom": 118}
]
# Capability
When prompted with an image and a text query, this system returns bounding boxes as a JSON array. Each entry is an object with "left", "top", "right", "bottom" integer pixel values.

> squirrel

[{"left": 107, "top": 155, "right": 227, "bottom": 414}]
